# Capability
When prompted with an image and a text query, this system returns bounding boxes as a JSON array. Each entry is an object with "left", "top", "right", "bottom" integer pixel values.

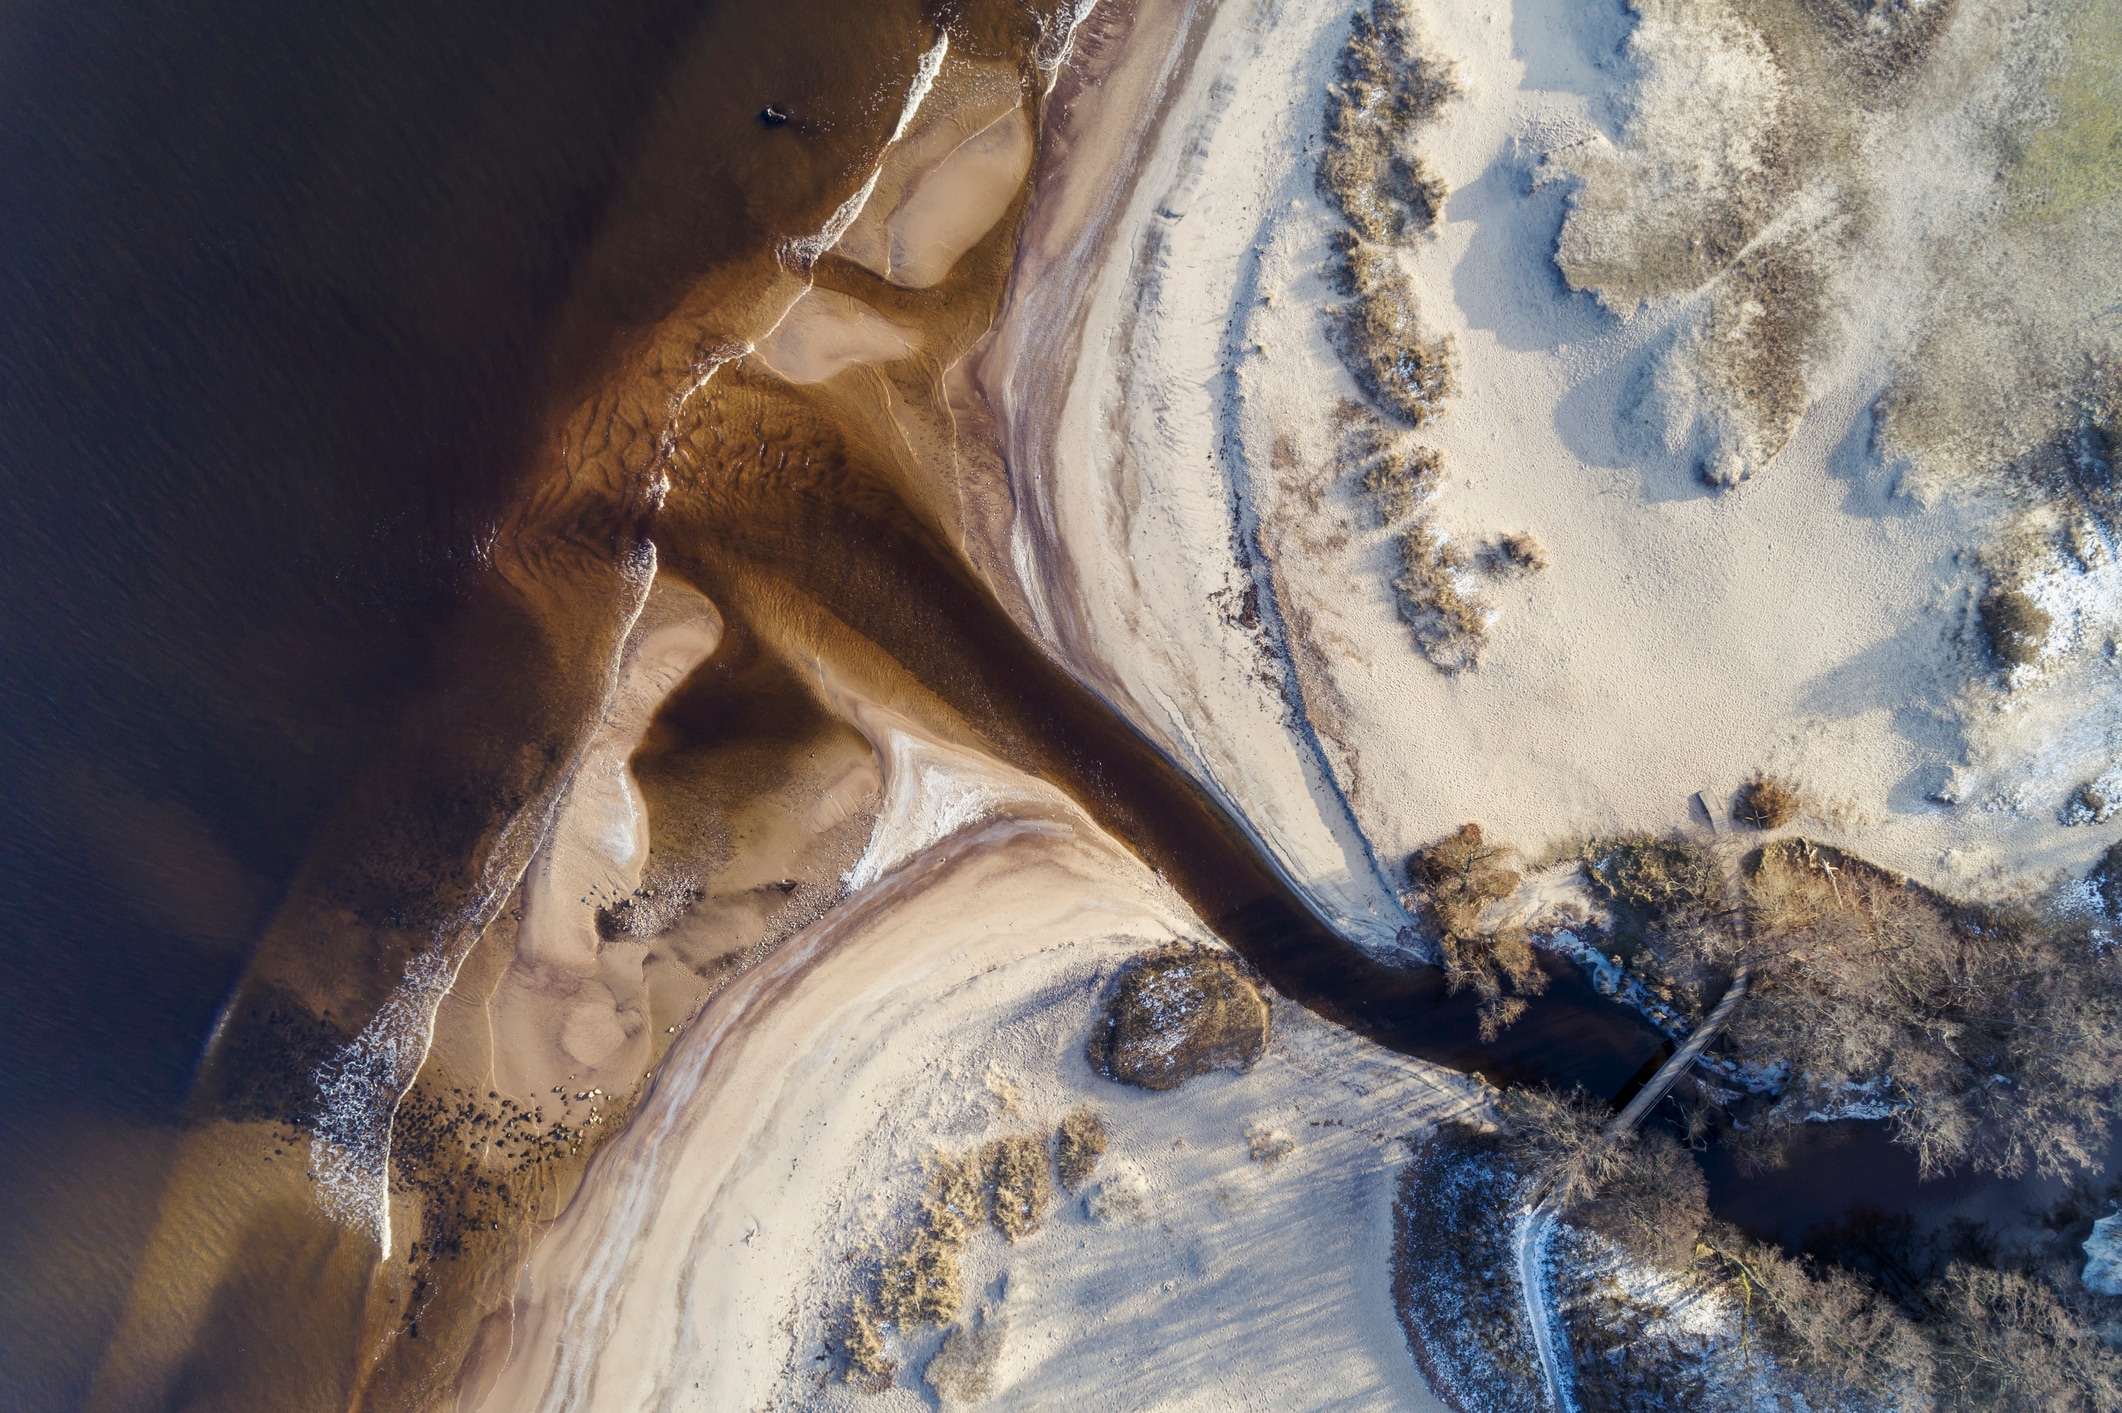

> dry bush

[
  {"left": 1392, "top": 519, "right": 1487, "bottom": 671},
  {"left": 1480, "top": 531, "right": 1547, "bottom": 577},
  {"left": 1407, "top": 824, "right": 1546, "bottom": 1037},
  {"left": 925, "top": 1304, "right": 1007, "bottom": 1407},
  {"left": 984, "top": 1135, "right": 1052, "bottom": 1243},
  {"left": 1697, "top": 1225, "right": 1937, "bottom": 1411},
  {"left": 1928, "top": 1261, "right": 2122, "bottom": 1412},
  {"left": 1334, "top": 237, "right": 1457, "bottom": 425},
  {"left": 1088, "top": 949, "right": 1270, "bottom": 1090},
  {"left": 1354, "top": 436, "right": 1441, "bottom": 523},
  {"left": 1734, "top": 773, "right": 1803, "bottom": 829},
  {"left": 843, "top": 1295, "right": 894, "bottom": 1385},
  {"left": 1318, "top": 0, "right": 1458, "bottom": 244},
  {"left": 1494, "top": 1084, "right": 1630, "bottom": 1209},
  {"left": 1979, "top": 581, "right": 2052, "bottom": 671},
  {"left": 1246, "top": 1125, "right": 1296, "bottom": 1167}
]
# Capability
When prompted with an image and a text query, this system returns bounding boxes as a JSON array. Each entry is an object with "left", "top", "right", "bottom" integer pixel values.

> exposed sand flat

[
  {"left": 839, "top": 55, "right": 1034, "bottom": 289},
  {"left": 453, "top": 694, "right": 1474, "bottom": 1411},
  {"left": 487, "top": 580, "right": 722, "bottom": 1100},
  {"left": 979, "top": 0, "right": 2113, "bottom": 905},
  {"left": 752, "top": 287, "right": 921, "bottom": 384}
]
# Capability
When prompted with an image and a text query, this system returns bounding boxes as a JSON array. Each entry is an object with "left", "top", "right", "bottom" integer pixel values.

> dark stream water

[{"left": 0, "top": 0, "right": 2082, "bottom": 1406}]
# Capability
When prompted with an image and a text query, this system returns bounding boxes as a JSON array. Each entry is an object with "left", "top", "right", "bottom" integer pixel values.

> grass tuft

[
  {"left": 984, "top": 1135, "right": 1052, "bottom": 1243},
  {"left": 1734, "top": 773, "right": 1803, "bottom": 830},
  {"left": 1392, "top": 520, "right": 1487, "bottom": 670},
  {"left": 1055, "top": 1107, "right": 1107, "bottom": 1191}
]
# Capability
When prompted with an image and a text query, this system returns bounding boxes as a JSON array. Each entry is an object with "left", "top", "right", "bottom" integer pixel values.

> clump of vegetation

[
  {"left": 843, "top": 1295, "right": 894, "bottom": 1386},
  {"left": 1407, "top": 824, "right": 1545, "bottom": 1037},
  {"left": 1480, "top": 531, "right": 1547, "bottom": 578},
  {"left": 874, "top": 1150, "right": 984, "bottom": 1328},
  {"left": 1580, "top": 833, "right": 1727, "bottom": 936},
  {"left": 1088, "top": 948, "right": 1270, "bottom": 1090},
  {"left": 984, "top": 1134, "right": 1052, "bottom": 1242},
  {"left": 1246, "top": 1125, "right": 1296, "bottom": 1167},
  {"left": 1055, "top": 1107, "right": 1107, "bottom": 1190},
  {"left": 1333, "top": 236, "right": 1458, "bottom": 426},
  {"left": 925, "top": 1304, "right": 1007, "bottom": 1407},
  {"left": 1348, "top": 426, "right": 1441, "bottom": 523},
  {"left": 1980, "top": 585, "right": 2054, "bottom": 670},
  {"left": 1734, "top": 772, "right": 1803, "bottom": 830},
  {"left": 1979, "top": 579, "right": 2052, "bottom": 671},
  {"left": 1317, "top": 0, "right": 1458, "bottom": 244},
  {"left": 1392, "top": 520, "right": 1488, "bottom": 671}
]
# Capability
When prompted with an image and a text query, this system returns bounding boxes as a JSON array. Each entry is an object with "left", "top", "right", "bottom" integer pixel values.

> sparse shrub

[
  {"left": 1055, "top": 1107, "right": 1107, "bottom": 1190},
  {"left": 1334, "top": 237, "right": 1458, "bottom": 425},
  {"left": 985, "top": 1134, "right": 1052, "bottom": 1242},
  {"left": 1089, "top": 949, "right": 1270, "bottom": 1091},
  {"left": 1317, "top": 0, "right": 1459, "bottom": 244},
  {"left": 1355, "top": 437, "right": 1442, "bottom": 523},
  {"left": 843, "top": 1294, "right": 894, "bottom": 1385},
  {"left": 1480, "top": 531, "right": 1547, "bottom": 577},
  {"left": 926, "top": 1304, "right": 1007, "bottom": 1407},
  {"left": 873, "top": 1150, "right": 985, "bottom": 1328},
  {"left": 1980, "top": 582, "right": 2052, "bottom": 670},
  {"left": 1246, "top": 1125, "right": 1296, "bottom": 1167},
  {"left": 1392, "top": 519, "right": 1487, "bottom": 670},
  {"left": 1407, "top": 824, "right": 1545, "bottom": 1037},
  {"left": 1734, "top": 773, "right": 1803, "bottom": 830}
]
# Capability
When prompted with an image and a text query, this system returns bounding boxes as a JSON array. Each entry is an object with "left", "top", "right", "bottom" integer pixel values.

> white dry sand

[
  {"left": 983, "top": 0, "right": 2117, "bottom": 927},
  {"left": 453, "top": 694, "right": 1477, "bottom": 1412}
]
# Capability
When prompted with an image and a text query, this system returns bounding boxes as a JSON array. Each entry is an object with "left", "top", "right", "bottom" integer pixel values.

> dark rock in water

[
  {"left": 759, "top": 104, "right": 792, "bottom": 127},
  {"left": 1090, "top": 949, "right": 1269, "bottom": 1090}
]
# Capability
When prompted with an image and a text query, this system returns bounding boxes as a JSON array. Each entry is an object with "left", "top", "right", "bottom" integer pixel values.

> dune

[{"left": 972, "top": 0, "right": 2118, "bottom": 914}]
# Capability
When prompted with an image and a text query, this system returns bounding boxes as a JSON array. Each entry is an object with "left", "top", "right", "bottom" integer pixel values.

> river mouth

[{"left": 9, "top": 0, "right": 2097, "bottom": 1403}]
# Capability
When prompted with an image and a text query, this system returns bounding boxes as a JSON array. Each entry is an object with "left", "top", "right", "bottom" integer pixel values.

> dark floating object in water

[{"left": 758, "top": 104, "right": 792, "bottom": 127}]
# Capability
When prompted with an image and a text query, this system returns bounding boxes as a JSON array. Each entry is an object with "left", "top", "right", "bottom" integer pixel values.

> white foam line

[
  {"left": 308, "top": 545, "right": 660, "bottom": 1254},
  {"left": 892, "top": 33, "right": 951, "bottom": 143},
  {"left": 783, "top": 32, "right": 950, "bottom": 269},
  {"left": 1037, "top": 0, "right": 1102, "bottom": 93}
]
